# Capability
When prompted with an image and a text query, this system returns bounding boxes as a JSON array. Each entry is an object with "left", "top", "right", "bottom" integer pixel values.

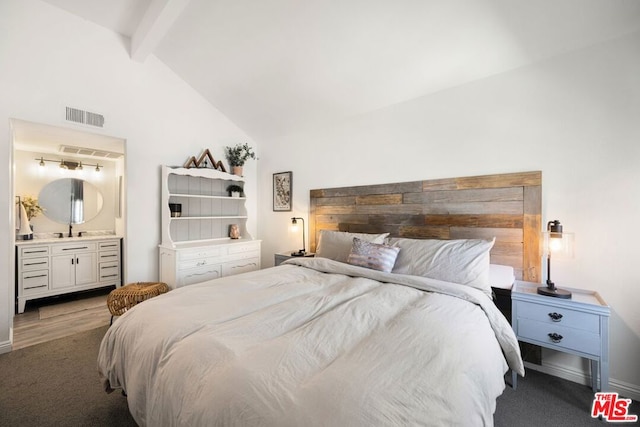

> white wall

[
  {"left": 0, "top": 0, "right": 257, "bottom": 349},
  {"left": 258, "top": 31, "right": 640, "bottom": 398}
]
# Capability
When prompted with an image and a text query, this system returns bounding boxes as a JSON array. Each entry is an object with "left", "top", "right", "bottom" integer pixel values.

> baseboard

[
  {"left": 525, "top": 361, "right": 640, "bottom": 402},
  {"left": 0, "top": 339, "right": 12, "bottom": 355}
]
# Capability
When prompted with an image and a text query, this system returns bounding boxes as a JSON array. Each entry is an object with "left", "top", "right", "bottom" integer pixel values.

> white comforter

[{"left": 98, "top": 258, "right": 523, "bottom": 427}]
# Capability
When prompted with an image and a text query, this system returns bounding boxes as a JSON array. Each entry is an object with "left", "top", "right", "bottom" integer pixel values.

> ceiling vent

[
  {"left": 64, "top": 106, "right": 105, "bottom": 128},
  {"left": 59, "top": 145, "right": 123, "bottom": 159}
]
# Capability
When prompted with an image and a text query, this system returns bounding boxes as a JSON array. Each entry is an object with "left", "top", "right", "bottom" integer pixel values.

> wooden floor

[{"left": 12, "top": 287, "right": 113, "bottom": 351}]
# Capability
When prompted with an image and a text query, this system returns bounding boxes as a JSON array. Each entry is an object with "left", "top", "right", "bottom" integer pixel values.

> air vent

[
  {"left": 65, "top": 106, "right": 105, "bottom": 128},
  {"left": 59, "top": 145, "right": 123, "bottom": 159}
]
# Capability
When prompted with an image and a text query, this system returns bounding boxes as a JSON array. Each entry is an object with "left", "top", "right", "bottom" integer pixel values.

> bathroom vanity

[{"left": 15, "top": 236, "right": 122, "bottom": 314}]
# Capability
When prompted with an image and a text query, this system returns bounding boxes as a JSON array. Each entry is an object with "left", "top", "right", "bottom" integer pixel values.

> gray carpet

[
  {"left": 496, "top": 371, "right": 639, "bottom": 426},
  {"left": 0, "top": 326, "right": 637, "bottom": 426},
  {"left": 0, "top": 325, "right": 136, "bottom": 426}
]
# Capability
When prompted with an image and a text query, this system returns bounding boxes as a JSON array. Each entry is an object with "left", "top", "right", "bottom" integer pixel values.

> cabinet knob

[
  {"left": 548, "top": 332, "right": 563, "bottom": 343},
  {"left": 548, "top": 312, "right": 563, "bottom": 322}
]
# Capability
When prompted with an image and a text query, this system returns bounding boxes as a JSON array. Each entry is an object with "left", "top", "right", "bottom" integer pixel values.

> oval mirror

[{"left": 38, "top": 178, "right": 104, "bottom": 224}]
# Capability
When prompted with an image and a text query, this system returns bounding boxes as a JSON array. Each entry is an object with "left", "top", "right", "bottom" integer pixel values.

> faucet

[{"left": 68, "top": 223, "right": 73, "bottom": 238}]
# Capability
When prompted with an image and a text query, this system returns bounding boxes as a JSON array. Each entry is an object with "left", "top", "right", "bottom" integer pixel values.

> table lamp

[
  {"left": 291, "top": 217, "right": 306, "bottom": 256},
  {"left": 537, "top": 219, "right": 574, "bottom": 299}
]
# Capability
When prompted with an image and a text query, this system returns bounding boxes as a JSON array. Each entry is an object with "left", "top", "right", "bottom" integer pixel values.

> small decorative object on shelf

[
  {"left": 229, "top": 224, "right": 240, "bottom": 239},
  {"left": 226, "top": 184, "right": 244, "bottom": 197},
  {"left": 183, "top": 149, "right": 226, "bottom": 172},
  {"left": 169, "top": 203, "right": 182, "bottom": 217},
  {"left": 225, "top": 143, "right": 256, "bottom": 176}
]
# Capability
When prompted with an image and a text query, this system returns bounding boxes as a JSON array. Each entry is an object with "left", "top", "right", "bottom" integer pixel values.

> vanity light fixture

[
  {"left": 537, "top": 220, "right": 574, "bottom": 299},
  {"left": 36, "top": 157, "right": 101, "bottom": 172},
  {"left": 291, "top": 217, "right": 306, "bottom": 256}
]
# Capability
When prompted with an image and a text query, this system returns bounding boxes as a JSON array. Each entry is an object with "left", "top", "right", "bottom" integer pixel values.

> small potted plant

[
  {"left": 20, "top": 195, "right": 44, "bottom": 220},
  {"left": 226, "top": 184, "right": 244, "bottom": 198},
  {"left": 224, "top": 143, "right": 256, "bottom": 176}
]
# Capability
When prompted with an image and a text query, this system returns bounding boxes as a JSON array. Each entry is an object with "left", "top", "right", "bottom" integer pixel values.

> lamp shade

[{"left": 543, "top": 228, "right": 574, "bottom": 258}]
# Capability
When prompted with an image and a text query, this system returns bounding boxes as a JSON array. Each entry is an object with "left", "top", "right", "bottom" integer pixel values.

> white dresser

[
  {"left": 511, "top": 281, "right": 610, "bottom": 391},
  {"left": 159, "top": 240, "right": 260, "bottom": 288},
  {"left": 158, "top": 165, "right": 261, "bottom": 288},
  {"left": 16, "top": 237, "right": 122, "bottom": 313}
]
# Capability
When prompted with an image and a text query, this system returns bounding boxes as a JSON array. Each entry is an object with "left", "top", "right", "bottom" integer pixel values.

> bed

[{"left": 98, "top": 171, "right": 541, "bottom": 426}]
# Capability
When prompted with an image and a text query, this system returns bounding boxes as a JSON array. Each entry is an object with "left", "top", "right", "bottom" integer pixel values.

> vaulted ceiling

[{"left": 42, "top": 0, "right": 640, "bottom": 141}]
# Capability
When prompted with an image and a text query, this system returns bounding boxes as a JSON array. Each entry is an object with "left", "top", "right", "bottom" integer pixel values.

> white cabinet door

[
  {"left": 75, "top": 252, "right": 97, "bottom": 285},
  {"left": 51, "top": 255, "right": 76, "bottom": 289},
  {"left": 51, "top": 252, "right": 97, "bottom": 288}
]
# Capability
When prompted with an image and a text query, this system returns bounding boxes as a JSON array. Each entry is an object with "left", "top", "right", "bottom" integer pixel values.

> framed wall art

[{"left": 273, "top": 171, "right": 292, "bottom": 211}]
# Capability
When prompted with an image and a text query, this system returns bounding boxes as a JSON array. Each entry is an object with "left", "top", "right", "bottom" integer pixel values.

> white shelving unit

[{"left": 159, "top": 166, "right": 261, "bottom": 289}]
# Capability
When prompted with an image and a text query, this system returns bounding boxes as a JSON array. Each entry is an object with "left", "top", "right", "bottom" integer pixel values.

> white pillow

[
  {"left": 387, "top": 237, "right": 495, "bottom": 297},
  {"left": 489, "top": 264, "right": 515, "bottom": 290},
  {"left": 347, "top": 238, "right": 400, "bottom": 273},
  {"left": 316, "top": 230, "right": 389, "bottom": 263}
]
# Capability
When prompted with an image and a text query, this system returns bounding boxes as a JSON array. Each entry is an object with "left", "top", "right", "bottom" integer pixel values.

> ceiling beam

[{"left": 131, "top": 0, "right": 191, "bottom": 62}]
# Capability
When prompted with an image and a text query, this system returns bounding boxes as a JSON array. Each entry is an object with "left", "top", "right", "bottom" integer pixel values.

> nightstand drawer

[
  {"left": 515, "top": 300, "right": 599, "bottom": 333},
  {"left": 518, "top": 320, "right": 601, "bottom": 356}
]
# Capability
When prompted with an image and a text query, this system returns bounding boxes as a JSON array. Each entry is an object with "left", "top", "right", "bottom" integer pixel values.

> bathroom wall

[{"left": 14, "top": 149, "right": 119, "bottom": 237}]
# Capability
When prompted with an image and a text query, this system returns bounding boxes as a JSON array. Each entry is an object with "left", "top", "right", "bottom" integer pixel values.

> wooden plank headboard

[{"left": 309, "top": 171, "right": 541, "bottom": 282}]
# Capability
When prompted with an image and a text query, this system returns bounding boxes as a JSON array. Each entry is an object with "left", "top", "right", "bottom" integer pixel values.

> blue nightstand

[
  {"left": 274, "top": 251, "right": 315, "bottom": 266},
  {"left": 511, "top": 281, "right": 610, "bottom": 391}
]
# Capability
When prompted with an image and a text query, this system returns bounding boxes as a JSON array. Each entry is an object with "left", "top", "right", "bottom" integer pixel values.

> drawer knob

[
  {"left": 548, "top": 312, "right": 563, "bottom": 322},
  {"left": 548, "top": 332, "right": 563, "bottom": 343}
]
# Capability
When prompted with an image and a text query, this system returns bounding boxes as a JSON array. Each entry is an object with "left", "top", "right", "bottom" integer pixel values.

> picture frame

[{"left": 273, "top": 171, "right": 292, "bottom": 211}]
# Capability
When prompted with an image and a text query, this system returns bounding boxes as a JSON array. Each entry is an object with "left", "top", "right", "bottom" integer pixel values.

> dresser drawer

[
  {"left": 98, "top": 240, "right": 120, "bottom": 251},
  {"left": 21, "top": 256, "right": 49, "bottom": 271},
  {"left": 228, "top": 242, "right": 260, "bottom": 255},
  {"left": 179, "top": 264, "right": 222, "bottom": 287},
  {"left": 51, "top": 242, "right": 97, "bottom": 254},
  {"left": 99, "top": 262, "right": 120, "bottom": 281},
  {"left": 514, "top": 300, "right": 599, "bottom": 333},
  {"left": 517, "top": 319, "right": 601, "bottom": 356},
  {"left": 99, "top": 250, "right": 119, "bottom": 262},
  {"left": 22, "top": 270, "right": 49, "bottom": 294},
  {"left": 20, "top": 245, "right": 49, "bottom": 257},
  {"left": 221, "top": 258, "right": 260, "bottom": 276},
  {"left": 178, "top": 257, "right": 220, "bottom": 270},
  {"left": 179, "top": 248, "right": 221, "bottom": 261}
]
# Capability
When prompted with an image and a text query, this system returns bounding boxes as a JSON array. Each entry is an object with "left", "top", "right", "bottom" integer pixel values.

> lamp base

[
  {"left": 290, "top": 250, "right": 306, "bottom": 257},
  {"left": 537, "top": 286, "right": 572, "bottom": 299}
]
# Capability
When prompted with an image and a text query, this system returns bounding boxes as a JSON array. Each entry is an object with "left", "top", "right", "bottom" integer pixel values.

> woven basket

[{"left": 107, "top": 282, "right": 169, "bottom": 317}]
